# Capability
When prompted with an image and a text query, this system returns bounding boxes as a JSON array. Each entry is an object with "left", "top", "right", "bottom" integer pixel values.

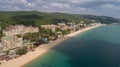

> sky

[{"left": 0, "top": 0, "right": 120, "bottom": 18}]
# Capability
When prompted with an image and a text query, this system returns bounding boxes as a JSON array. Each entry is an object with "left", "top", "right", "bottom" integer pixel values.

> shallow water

[{"left": 25, "top": 24, "right": 120, "bottom": 67}]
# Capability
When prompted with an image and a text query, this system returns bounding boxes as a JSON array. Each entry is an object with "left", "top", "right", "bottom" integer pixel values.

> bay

[{"left": 25, "top": 24, "right": 120, "bottom": 67}]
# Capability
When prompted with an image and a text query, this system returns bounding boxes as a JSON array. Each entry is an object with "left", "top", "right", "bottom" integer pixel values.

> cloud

[
  {"left": 0, "top": 0, "right": 120, "bottom": 18},
  {"left": 51, "top": 3, "right": 70, "bottom": 9},
  {"left": 100, "top": 4, "right": 115, "bottom": 8}
]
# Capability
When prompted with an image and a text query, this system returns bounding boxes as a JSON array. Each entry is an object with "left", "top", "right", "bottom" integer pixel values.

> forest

[{"left": 0, "top": 11, "right": 119, "bottom": 29}]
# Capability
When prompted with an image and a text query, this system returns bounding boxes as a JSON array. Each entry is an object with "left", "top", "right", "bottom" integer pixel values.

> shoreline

[{"left": 0, "top": 24, "right": 103, "bottom": 67}]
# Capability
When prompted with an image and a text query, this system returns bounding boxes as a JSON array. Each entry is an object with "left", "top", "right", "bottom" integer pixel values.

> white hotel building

[
  {"left": 1, "top": 25, "right": 39, "bottom": 51},
  {"left": 3, "top": 25, "right": 39, "bottom": 36}
]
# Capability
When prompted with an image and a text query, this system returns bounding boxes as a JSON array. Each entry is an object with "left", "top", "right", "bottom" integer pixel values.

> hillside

[
  {"left": 0, "top": 11, "right": 119, "bottom": 28},
  {"left": 81, "top": 15, "right": 119, "bottom": 24}
]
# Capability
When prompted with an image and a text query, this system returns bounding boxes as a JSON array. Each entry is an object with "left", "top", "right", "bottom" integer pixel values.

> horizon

[{"left": 0, "top": 0, "right": 120, "bottom": 18}]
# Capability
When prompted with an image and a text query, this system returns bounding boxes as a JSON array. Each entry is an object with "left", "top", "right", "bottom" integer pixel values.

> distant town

[{"left": 0, "top": 21, "right": 101, "bottom": 64}]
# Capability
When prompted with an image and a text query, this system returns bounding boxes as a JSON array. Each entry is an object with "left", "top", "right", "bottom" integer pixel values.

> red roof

[{"left": 0, "top": 54, "right": 10, "bottom": 60}]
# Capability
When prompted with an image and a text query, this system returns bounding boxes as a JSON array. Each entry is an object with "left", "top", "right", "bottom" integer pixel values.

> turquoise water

[{"left": 25, "top": 24, "right": 120, "bottom": 67}]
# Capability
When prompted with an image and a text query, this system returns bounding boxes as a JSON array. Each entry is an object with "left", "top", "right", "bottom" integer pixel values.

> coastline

[{"left": 0, "top": 24, "right": 103, "bottom": 67}]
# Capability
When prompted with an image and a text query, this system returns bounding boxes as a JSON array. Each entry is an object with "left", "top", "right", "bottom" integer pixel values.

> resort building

[
  {"left": 0, "top": 42, "right": 3, "bottom": 52},
  {"left": 60, "top": 25, "right": 70, "bottom": 30},
  {"left": 89, "top": 23, "right": 99, "bottom": 26},
  {"left": 1, "top": 36, "right": 23, "bottom": 51},
  {"left": 57, "top": 23, "right": 66, "bottom": 27},
  {"left": 41, "top": 24, "right": 57, "bottom": 33},
  {"left": 41, "top": 24, "right": 57, "bottom": 29},
  {"left": 67, "top": 22, "right": 76, "bottom": 31},
  {"left": 3, "top": 25, "right": 39, "bottom": 36},
  {"left": 8, "top": 49, "right": 17, "bottom": 59},
  {"left": 52, "top": 27, "right": 56, "bottom": 33},
  {"left": 57, "top": 23, "right": 71, "bottom": 30}
]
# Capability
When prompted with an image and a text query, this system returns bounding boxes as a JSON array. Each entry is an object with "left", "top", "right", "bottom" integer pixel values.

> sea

[{"left": 24, "top": 24, "right": 120, "bottom": 67}]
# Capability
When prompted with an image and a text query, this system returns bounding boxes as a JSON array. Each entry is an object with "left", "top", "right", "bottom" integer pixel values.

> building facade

[{"left": 3, "top": 25, "right": 39, "bottom": 36}]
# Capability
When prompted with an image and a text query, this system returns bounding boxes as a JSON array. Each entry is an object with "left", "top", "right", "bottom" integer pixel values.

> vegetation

[
  {"left": 81, "top": 15, "right": 119, "bottom": 24},
  {"left": 16, "top": 47, "right": 27, "bottom": 55},
  {"left": 23, "top": 27, "right": 57, "bottom": 42},
  {"left": 0, "top": 30, "right": 4, "bottom": 41},
  {"left": 5, "top": 50, "right": 9, "bottom": 55},
  {"left": 62, "top": 29, "right": 70, "bottom": 36},
  {"left": 0, "top": 11, "right": 119, "bottom": 29},
  {"left": 40, "top": 28, "right": 55, "bottom": 38},
  {"left": 23, "top": 33, "right": 40, "bottom": 42},
  {"left": 16, "top": 34, "right": 22, "bottom": 38}
]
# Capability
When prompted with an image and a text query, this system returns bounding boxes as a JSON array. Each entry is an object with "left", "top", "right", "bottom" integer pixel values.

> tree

[
  {"left": 6, "top": 50, "right": 9, "bottom": 55},
  {"left": 62, "top": 29, "right": 70, "bottom": 36},
  {"left": 23, "top": 33, "right": 40, "bottom": 42},
  {"left": 16, "top": 47, "right": 27, "bottom": 55},
  {"left": 0, "top": 30, "right": 4, "bottom": 41},
  {"left": 16, "top": 34, "right": 22, "bottom": 38}
]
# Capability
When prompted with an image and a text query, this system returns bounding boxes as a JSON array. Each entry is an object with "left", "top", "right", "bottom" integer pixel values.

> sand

[{"left": 0, "top": 24, "right": 102, "bottom": 67}]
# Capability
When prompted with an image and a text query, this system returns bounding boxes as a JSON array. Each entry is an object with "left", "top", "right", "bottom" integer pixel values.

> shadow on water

[{"left": 53, "top": 37, "right": 120, "bottom": 67}]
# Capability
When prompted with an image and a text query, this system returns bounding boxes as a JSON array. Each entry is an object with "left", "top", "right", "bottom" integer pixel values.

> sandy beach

[{"left": 0, "top": 24, "right": 102, "bottom": 67}]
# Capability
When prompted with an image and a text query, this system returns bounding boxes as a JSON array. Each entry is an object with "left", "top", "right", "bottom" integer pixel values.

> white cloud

[
  {"left": 51, "top": 3, "right": 71, "bottom": 9},
  {"left": 100, "top": 4, "right": 115, "bottom": 8},
  {"left": 70, "top": 0, "right": 91, "bottom": 3},
  {"left": 0, "top": 0, "right": 120, "bottom": 17}
]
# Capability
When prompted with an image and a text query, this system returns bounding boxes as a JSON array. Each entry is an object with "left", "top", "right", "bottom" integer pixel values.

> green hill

[{"left": 0, "top": 11, "right": 119, "bottom": 28}]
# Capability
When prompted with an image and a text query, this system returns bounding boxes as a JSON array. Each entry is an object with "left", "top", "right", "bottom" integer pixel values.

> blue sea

[{"left": 24, "top": 24, "right": 120, "bottom": 67}]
